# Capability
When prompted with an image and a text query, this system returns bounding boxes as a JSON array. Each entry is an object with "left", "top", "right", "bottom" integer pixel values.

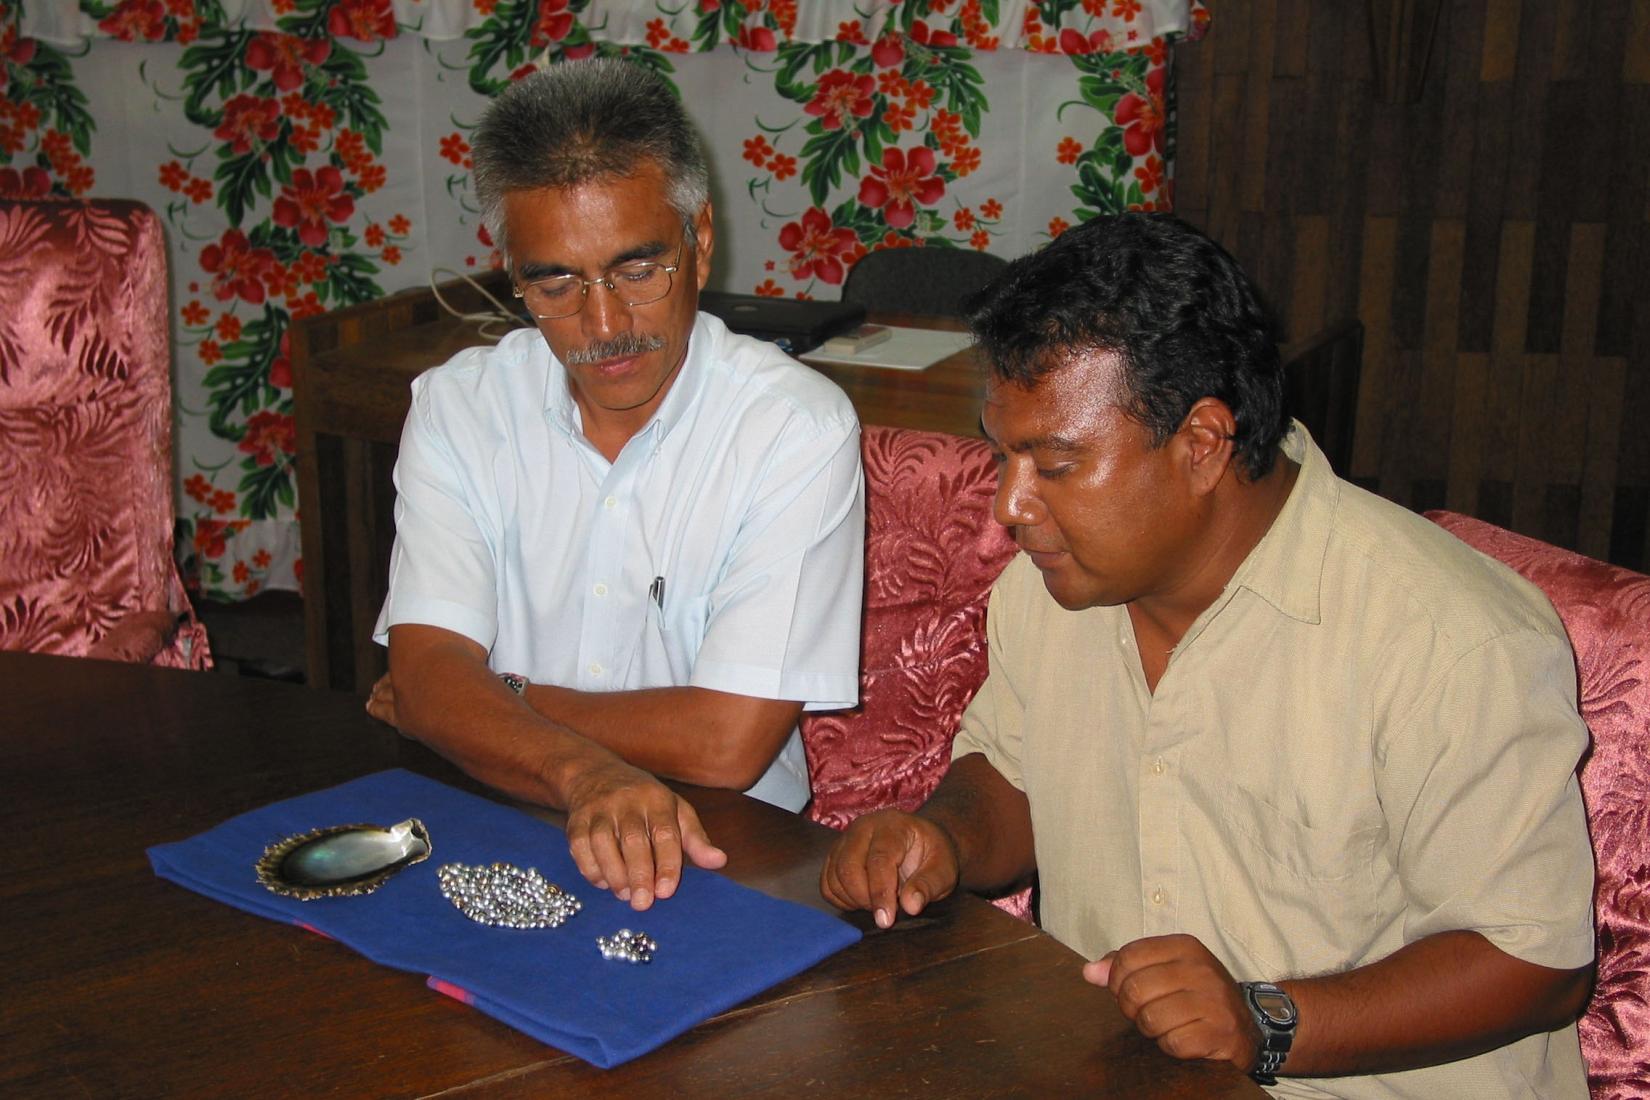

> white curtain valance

[{"left": 20, "top": 0, "right": 1195, "bottom": 53}]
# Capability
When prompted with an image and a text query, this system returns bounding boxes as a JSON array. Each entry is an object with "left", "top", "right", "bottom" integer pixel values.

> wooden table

[
  {"left": 2, "top": 652, "right": 1263, "bottom": 1098},
  {"left": 798, "top": 310, "right": 988, "bottom": 438}
]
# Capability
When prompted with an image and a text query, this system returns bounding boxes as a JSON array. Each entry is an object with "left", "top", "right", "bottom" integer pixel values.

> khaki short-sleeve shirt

[{"left": 953, "top": 425, "right": 1595, "bottom": 1100}]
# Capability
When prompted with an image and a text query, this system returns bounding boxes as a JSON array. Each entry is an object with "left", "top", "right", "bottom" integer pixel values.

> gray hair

[{"left": 472, "top": 58, "right": 711, "bottom": 257}]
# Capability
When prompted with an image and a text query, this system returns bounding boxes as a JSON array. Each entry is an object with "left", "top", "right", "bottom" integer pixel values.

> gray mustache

[{"left": 564, "top": 332, "right": 666, "bottom": 365}]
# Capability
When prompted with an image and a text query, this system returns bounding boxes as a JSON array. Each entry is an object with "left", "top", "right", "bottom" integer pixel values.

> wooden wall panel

[
  {"left": 1599, "top": 90, "right": 1648, "bottom": 356},
  {"left": 1480, "top": 0, "right": 1521, "bottom": 81},
  {"left": 1446, "top": 351, "right": 1490, "bottom": 512},
  {"left": 1484, "top": 220, "right": 1533, "bottom": 503},
  {"left": 1175, "top": 0, "right": 1650, "bottom": 570},
  {"left": 1630, "top": 0, "right": 1650, "bottom": 83}
]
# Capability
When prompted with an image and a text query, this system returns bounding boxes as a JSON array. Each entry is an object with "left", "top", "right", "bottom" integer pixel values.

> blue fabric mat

[{"left": 148, "top": 768, "right": 860, "bottom": 1067}]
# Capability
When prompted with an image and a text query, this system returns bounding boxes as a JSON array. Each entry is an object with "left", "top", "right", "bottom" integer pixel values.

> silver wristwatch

[{"left": 1240, "top": 981, "right": 1298, "bottom": 1085}]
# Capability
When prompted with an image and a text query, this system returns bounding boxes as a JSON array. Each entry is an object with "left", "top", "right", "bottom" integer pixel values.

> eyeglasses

[{"left": 513, "top": 236, "right": 686, "bottom": 320}]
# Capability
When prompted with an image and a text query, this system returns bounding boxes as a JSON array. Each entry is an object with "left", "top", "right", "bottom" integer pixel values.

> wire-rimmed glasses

[{"left": 513, "top": 236, "right": 686, "bottom": 320}]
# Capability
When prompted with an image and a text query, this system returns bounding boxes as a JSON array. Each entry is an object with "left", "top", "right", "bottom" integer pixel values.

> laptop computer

[{"left": 698, "top": 290, "right": 866, "bottom": 356}]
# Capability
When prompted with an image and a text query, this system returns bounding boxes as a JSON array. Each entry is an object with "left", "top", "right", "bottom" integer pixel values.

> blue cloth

[{"left": 148, "top": 768, "right": 860, "bottom": 1068}]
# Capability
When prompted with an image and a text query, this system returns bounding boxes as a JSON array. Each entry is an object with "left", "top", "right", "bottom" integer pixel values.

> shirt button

[
  {"left": 1150, "top": 887, "right": 1166, "bottom": 906},
  {"left": 588, "top": 662, "right": 604, "bottom": 677},
  {"left": 593, "top": 582, "right": 608, "bottom": 597},
  {"left": 1151, "top": 757, "right": 1166, "bottom": 776},
  {"left": 604, "top": 496, "right": 617, "bottom": 510}
]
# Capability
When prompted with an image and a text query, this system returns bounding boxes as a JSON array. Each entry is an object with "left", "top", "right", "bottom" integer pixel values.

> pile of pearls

[
  {"left": 437, "top": 862, "right": 582, "bottom": 929},
  {"left": 597, "top": 928, "right": 657, "bottom": 964}
]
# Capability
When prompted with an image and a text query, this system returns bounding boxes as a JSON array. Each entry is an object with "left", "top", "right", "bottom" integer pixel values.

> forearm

[
  {"left": 388, "top": 629, "right": 617, "bottom": 809},
  {"left": 1279, "top": 930, "right": 1593, "bottom": 1077},
  {"left": 918, "top": 752, "right": 1038, "bottom": 894},
  {"left": 522, "top": 682, "right": 801, "bottom": 790}
]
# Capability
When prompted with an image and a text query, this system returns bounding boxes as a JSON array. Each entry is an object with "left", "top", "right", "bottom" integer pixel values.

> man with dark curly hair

[{"left": 822, "top": 214, "right": 1594, "bottom": 1099}]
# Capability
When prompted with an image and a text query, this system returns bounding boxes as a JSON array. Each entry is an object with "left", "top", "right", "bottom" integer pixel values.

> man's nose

[
  {"left": 580, "top": 280, "right": 632, "bottom": 339},
  {"left": 994, "top": 464, "right": 1042, "bottom": 528}
]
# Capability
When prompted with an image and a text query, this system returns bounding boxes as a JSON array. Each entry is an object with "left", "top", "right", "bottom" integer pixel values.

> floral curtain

[{"left": 3, "top": 0, "right": 1206, "bottom": 602}]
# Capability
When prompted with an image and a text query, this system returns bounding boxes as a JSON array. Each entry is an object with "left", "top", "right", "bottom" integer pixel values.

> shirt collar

[
  {"left": 1225, "top": 419, "right": 1339, "bottom": 625},
  {"left": 540, "top": 311, "right": 711, "bottom": 447}
]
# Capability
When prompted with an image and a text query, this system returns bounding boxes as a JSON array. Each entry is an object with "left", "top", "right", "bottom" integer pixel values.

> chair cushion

[
  {"left": 1427, "top": 511, "right": 1650, "bottom": 1097},
  {"left": 0, "top": 199, "right": 207, "bottom": 667},
  {"left": 802, "top": 427, "right": 1016, "bottom": 828}
]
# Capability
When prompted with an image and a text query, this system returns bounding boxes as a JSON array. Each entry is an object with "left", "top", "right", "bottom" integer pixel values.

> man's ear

[
  {"left": 693, "top": 201, "right": 715, "bottom": 290},
  {"left": 1179, "top": 397, "right": 1237, "bottom": 495}
]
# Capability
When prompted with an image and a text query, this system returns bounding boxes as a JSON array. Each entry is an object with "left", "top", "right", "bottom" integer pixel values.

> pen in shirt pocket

[{"left": 647, "top": 575, "right": 666, "bottom": 618}]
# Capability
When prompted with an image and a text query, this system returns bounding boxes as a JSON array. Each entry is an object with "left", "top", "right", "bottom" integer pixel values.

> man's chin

[
  {"left": 1045, "top": 586, "right": 1097, "bottom": 612},
  {"left": 1034, "top": 568, "right": 1110, "bottom": 612}
]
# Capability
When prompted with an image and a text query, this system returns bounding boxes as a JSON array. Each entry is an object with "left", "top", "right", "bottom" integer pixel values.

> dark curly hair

[{"left": 965, "top": 214, "right": 1286, "bottom": 480}]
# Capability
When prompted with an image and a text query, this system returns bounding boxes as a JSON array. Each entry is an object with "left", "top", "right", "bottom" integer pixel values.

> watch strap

[
  {"left": 1241, "top": 981, "right": 1297, "bottom": 1086},
  {"left": 1252, "top": 1045, "right": 1287, "bottom": 1085}
]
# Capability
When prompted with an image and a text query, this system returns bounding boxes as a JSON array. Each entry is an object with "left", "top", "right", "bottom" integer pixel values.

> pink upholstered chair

[
  {"left": 1427, "top": 511, "right": 1650, "bottom": 1099},
  {"left": 800, "top": 426, "right": 1027, "bottom": 914},
  {"left": 0, "top": 199, "right": 210, "bottom": 668}
]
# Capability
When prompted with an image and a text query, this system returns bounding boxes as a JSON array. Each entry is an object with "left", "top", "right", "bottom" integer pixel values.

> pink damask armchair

[
  {"left": 800, "top": 426, "right": 1025, "bottom": 914},
  {"left": 1428, "top": 511, "right": 1650, "bottom": 1100},
  {"left": 0, "top": 198, "right": 209, "bottom": 668}
]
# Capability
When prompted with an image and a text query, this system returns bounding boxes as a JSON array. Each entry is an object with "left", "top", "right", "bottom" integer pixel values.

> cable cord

[{"left": 428, "top": 266, "right": 531, "bottom": 344}]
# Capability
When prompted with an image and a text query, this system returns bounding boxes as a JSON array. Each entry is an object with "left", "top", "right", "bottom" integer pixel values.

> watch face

[{"left": 1253, "top": 990, "right": 1298, "bottom": 1027}]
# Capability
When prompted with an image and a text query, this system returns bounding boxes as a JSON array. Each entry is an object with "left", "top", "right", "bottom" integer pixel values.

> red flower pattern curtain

[{"left": 4, "top": 0, "right": 1205, "bottom": 601}]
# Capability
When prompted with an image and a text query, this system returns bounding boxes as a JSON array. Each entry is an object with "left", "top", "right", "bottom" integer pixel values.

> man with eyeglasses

[{"left": 369, "top": 59, "right": 865, "bottom": 911}]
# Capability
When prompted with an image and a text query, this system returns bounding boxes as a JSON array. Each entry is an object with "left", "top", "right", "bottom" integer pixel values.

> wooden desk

[
  {"left": 291, "top": 273, "right": 511, "bottom": 692},
  {"left": 801, "top": 310, "right": 988, "bottom": 437},
  {"left": 1, "top": 652, "right": 1262, "bottom": 1098},
  {"left": 290, "top": 275, "right": 989, "bottom": 692}
]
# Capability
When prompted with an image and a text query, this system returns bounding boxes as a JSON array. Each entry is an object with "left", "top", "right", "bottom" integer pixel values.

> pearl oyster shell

[{"left": 256, "top": 818, "right": 431, "bottom": 900}]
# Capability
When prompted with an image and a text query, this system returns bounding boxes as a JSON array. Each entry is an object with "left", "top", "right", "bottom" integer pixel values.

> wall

[
  {"left": 1174, "top": 0, "right": 1650, "bottom": 571},
  {"left": 2, "top": 2, "right": 1196, "bottom": 603}
]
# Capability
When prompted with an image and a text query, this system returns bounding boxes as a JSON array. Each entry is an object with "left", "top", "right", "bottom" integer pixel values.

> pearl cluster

[
  {"left": 436, "top": 861, "right": 582, "bottom": 928},
  {"left": 597, "top": 928, "right": 657, "bottom": 964}
]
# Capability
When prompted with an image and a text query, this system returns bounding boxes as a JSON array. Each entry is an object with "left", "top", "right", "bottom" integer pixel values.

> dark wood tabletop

[{"left": 2, "top": 652, "right": 1263, "bottom": 1098}]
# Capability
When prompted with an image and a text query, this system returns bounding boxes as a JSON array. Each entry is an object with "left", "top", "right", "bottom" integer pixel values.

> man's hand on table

[
  {"left": 367, "top": 667, "right": 726, "bottom": 911},
  {"left": 819, "top": 809, "right": 961, "bottom": 928},
  {"left": 824, "top": 810, "right": 1263, "bottom": 1068},
  {"left": 1084, "top": 933, "right": 1261, "bottom": 1074},
  {"left": 562, "top": 756, "right": 727, "bottom": 911}
]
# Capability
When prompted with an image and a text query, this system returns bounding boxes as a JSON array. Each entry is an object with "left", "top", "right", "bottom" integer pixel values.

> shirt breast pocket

[
  {"left": 634, "top": 593, "right": 710, "bottom": 686},
  {"left": 1210, "top": 782, "right": 1383, "bottom": 977}
]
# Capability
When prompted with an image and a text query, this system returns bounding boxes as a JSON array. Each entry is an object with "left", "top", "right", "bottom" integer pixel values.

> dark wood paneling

[
  {"left": 1598, "top": 92, "right": 1650, "bottom": 357},
  {"left": 1623, "top": 294, "right": 1650, "bottom": 488},
  {"left": 1432, "top": 1, "right": 1484, "bottom": 220},
  {"left": 1458, "top": 77, "right": 1513, "bottom": 353},
  {"left": 1503, "top": 1, "right": 1555, "bottom": 216},
  {"left": 1629, "top": 0, "right": 1650, "bottom": 83},
  {"left": 1175, "top": 0, "right": 1649, "bottom": 569}
]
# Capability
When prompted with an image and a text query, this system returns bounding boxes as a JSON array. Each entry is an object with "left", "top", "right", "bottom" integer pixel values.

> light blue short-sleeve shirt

[{"left": 374, "top": 312, "right": 865, "bottom": 811}]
